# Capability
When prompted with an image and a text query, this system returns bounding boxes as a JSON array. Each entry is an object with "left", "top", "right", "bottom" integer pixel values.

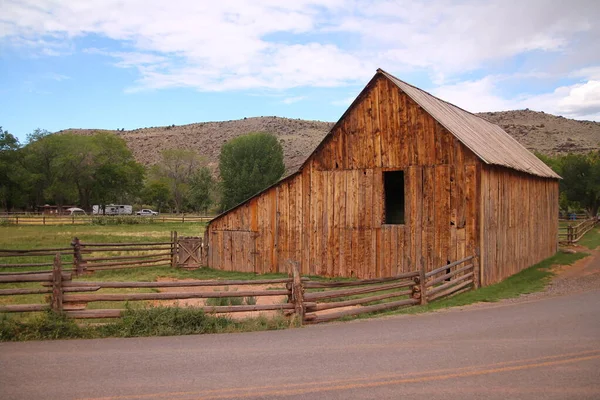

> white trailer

[{"left": 92, "top": 205, "right": 133, "bottom": 215}]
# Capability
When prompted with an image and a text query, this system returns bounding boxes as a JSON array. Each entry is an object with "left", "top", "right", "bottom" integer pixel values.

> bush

[
  {"left": 205, "top": 287, "right": 243, "bottom": 307},
  {"left": 98, "top": 306, "right": 234, "bottom": 337},
  {"left": 0, "top": 311, "right": 87, "bottom": 341}
]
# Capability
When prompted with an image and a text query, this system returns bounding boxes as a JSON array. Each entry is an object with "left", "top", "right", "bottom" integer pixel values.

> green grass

[
  {"left": 350, "top": 250, "right": 589, "bottom": 320},
  {"left": 0, "top": 306, "right": 291, "bottom": 341},
  {"left": 0, "top": 223, "right": 205, "bottom": 249},
  {"left": 577, "top": 227, "right": 600, "bottom": 250}
]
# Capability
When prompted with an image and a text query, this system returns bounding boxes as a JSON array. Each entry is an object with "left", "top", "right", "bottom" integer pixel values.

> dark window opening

[{"left": 384, "top": 171, "right": 405, "bottom": 224}]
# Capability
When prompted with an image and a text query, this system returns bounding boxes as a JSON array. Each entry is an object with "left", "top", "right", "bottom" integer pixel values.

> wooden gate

[{"left": 177, "top": 237, "right": 203, "bottom": 269}]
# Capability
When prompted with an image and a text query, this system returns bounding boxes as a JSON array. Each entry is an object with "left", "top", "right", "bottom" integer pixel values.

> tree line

[
  {"left": 0, "top": 126, "right": 285, "bottom": 214},
  {"left": 538, "top": 152, "right": 600, "bottom": 217}
]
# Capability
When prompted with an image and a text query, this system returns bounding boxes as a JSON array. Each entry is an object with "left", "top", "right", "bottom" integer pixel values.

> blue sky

[{"left": 1, "top": 0, "right": 599, "bottom": 142}]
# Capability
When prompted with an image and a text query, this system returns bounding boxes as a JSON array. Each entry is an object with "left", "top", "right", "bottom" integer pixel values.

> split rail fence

[
  {"left": 0, "top": 254, "right": 477, "bottom": 324},
  {"left": 0, "top": 232, "right": 204, "bottom": 276},
  {"left": 0, "top": 215, "right": 212, "bottom": 226},
  {"left": 558, "top": 217, "right": 597, "bottom": 244}
]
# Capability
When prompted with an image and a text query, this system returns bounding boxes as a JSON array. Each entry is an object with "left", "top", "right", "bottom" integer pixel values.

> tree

[
  {"left": 141, "top": 180, "right": 171, "bottom": 212},
  {"left": 559, "top": 153, "right": 600, "bottom": 216},
  {"left": 21, "top": 131, "right": 144, "bottom": 210},
  {"left": 219, "top": 132, "right": 285, "bottom": 210},
  {"left": 188, "top": 166, "right": 215, "bottom": 214},
  {"left": 538, "top": 152, "right": 600, "bottom": 216},
  {"left": 0, "top": 127, "right": 23, "bottom": 210},
  {"left": 150, "top": 149, "right": 205, "bottom": 213}
]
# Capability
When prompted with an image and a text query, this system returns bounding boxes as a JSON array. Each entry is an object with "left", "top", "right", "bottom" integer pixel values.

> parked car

[
  {"left": 65, "top": 207, "right": 87, "bottom": 216},
  {"left": 136, "top": 209, "right": 159, "bottom": 216}
]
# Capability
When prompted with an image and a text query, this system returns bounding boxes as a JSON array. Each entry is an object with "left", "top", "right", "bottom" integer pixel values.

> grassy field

[{"left": 0, "top": 223, "right": 206, "bottom": 249}]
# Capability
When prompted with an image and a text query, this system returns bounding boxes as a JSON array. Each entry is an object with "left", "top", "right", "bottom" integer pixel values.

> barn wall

[
  {"left": 208, "top": 74, "right": 482, "bottom": 278},
  {"left": 480, "top": 166, "right": 559, "bottom": 285}
]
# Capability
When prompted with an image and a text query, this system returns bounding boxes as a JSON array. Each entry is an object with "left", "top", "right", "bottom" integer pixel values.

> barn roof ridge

[
  {"left": 377, "top": 69, "right": 560, "bottom": 179},
  {"left": 209, "top": 69, "right": 559, "bottom": 223}
]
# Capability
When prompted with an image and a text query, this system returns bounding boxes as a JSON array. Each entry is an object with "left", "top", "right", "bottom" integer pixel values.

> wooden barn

[{"left": 205, "top": 69, "right": 560, "bottom": 286}]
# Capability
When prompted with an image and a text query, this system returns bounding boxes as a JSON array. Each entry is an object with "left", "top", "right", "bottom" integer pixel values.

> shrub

[
  {"left": 97, "top": 306, "right": 234, "bottom": 337},
  {"left": 0, "top": 311, "right": 87, "bottom": 341},
  {"left": 205, "top": 287, "right": 243, "bottom": 306}
]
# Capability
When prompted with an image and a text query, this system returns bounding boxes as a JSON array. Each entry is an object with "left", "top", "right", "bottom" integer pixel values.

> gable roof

[
  {"left": 379, "top": 69, "right": 560, "bottom": 179},
  {"left": 211, "top": 69, "right": 559, "bottom": 223}
]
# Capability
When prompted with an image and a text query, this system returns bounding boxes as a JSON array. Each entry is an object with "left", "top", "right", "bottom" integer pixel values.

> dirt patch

[{"left": 153, "top": 278, "right": 289, "bottom": 320}]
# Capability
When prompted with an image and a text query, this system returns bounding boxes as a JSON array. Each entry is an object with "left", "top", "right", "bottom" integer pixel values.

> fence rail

[
  {"left": 0, "top": 253, "right": 479, "bottom": 325},
  {"left": 0, "top": 215, "right": 213, "bottom": 225},
  {"left": 559, "top": 217, "right": 597, "bottom": 244},
  {"left": 0, "top": 232, "right": 196, "bottom": 275}
]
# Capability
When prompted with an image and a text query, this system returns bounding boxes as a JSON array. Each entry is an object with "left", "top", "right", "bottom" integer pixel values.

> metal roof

[{"left": 379, "top": 69, "right": 560, "bottom": 179}]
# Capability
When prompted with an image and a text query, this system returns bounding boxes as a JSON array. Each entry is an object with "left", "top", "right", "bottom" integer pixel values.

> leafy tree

[
  {"left": 141, "top": 180, "right": 171, "bottom": 212},
  {"left": 188, "top": 166, "right": 215, "bottom": 214},
  {"left": 219, "top": 132, "right": 285, "bottom": 210},
  {"left": 150, "top": 149, "right": 205, "bottom": 213},
  {"left": 559, "top": 153, "right": 600, "bottom": 216},
  {"left": 0, "top": 127, "right": 23, "bottom": 210},
  {"left": 538, "top": 152, "right": 600, "bottom": 216},
  {"left": 21, "top": 131, "right": 144, "bottom": 210}
]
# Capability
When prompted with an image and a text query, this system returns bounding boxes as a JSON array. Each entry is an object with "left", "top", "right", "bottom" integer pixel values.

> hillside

[
  {"left": 60, "top": 110, "right": 600, "bottom": 174},
  {"left": 60, "top": 117, "right": 334, "bottom": 174},
  {"left": 476, "top": 109, "right": 600, "bottom": 155}
]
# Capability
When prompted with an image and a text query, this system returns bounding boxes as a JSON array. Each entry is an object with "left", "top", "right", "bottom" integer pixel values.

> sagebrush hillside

[
  {"left": 60, "top": 110, "right": 600, "bottom": 174},
  {"left": 476, "top": 109, "right": 600, "bottom": 155},
  {"left": 60, "top": 117, "right": 333, "bottom": 174}
]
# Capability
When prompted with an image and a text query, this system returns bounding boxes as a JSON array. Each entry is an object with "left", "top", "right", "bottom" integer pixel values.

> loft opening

[{"left": 384, "top": 170, "right": 405, "bottom": 224}]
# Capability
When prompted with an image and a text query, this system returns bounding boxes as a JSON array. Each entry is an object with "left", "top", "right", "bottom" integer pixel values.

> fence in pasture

[
  {"left": 558, "top": 217, "right": 597, "bottom": 244},
  {"left": 0, "top": 232, "right": 206, "bottom": 276},
  {"left": 0, "top": 255, "right": 478, "bottom": 324},
  {"left": 0, "top": 215, "right": 213, "bottom": 226}
]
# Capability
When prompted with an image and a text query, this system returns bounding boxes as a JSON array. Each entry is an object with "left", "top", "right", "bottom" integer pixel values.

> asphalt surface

[{"left": 1, "top": 289, "right": 599, "bottom": 400}]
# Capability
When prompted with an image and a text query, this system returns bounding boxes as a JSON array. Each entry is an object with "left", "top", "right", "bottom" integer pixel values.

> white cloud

[
  {"left": 0, "top": 0, "right": 599, "bottom": 103},
  {"left": 432, "top": 75, "right": 600, "bottom": 121}
]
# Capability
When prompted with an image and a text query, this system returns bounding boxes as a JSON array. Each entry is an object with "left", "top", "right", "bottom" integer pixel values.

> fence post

[
  {"left": 71, "top": 237, "right": 83, "bottom": 276},
  {"left": 171, "top": 231, "right": 178, "bottom": 268},
  {"left": 473, "top": 254, "right": 481, "bottom": 289},
  {"left": 289, "top": 261, "right": 304, "bottom": 324},
  {"left": 567, "top": 225, "right": 574, "bottom": 244},
  {"left": 51, "top": 254, "right": 63, "bottom": 312},
  {"left": 15, "top": 216, "right": 18, "bottom": 225},
  {"left": 418, "top": 258, "right": 428, "bottom": 305}
]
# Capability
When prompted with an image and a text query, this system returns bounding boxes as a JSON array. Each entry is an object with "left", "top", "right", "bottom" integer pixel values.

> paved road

[{"left": 1, "top": 289, "right": 599, "bottom": 400}]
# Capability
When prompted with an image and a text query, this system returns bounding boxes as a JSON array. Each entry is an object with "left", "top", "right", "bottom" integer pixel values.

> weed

[
  {"left": 244, "top": 296, "right": 257, "bottom": 305},
  {"left": 0, "top": 311, "right": 88, "bottom": 341},
  {"left": 205, "top": 287, "right": 243, "bottom": 307}
]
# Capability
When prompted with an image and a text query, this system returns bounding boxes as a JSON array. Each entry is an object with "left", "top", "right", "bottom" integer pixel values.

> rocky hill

[
  {"left": 60, "top": 110, "right": 600, "bottom": 174},
  {"left": 476, "top": 110, "right": 600, "bottom": 155},
  {"left": 60, "top": 117, "right": 334, "bottom": 174}
]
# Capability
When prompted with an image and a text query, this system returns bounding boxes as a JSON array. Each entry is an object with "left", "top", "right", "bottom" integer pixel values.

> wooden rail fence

[
  {"left": 0, "top": 215, "right": 212, "bottom": 225},
  {"left": 0, "top": 232, "right": 207, "bottom": 276},
  {"left": 559, "top": 217, "right": 597, "bottom": 244},
  {"left": 0, "top": 255, "right": 478, "bottom": 324}
]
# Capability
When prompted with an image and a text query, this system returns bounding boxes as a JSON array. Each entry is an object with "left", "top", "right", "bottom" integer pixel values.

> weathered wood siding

[
  {"left": 208, "top": 74, "right": 482, "bottom": 278},
  {"left": 479, "top": 166, "right": 559, "bottom": 285}
]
